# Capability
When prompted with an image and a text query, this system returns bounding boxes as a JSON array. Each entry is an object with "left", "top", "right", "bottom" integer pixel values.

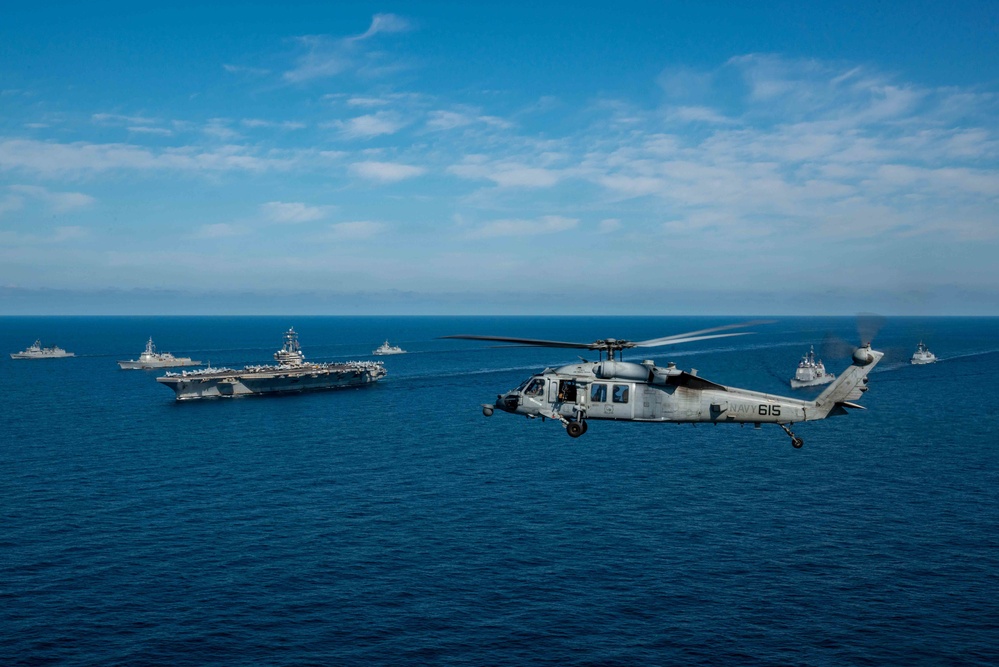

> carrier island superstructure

[{"left": 156, "top": 328, "right": 386, "bottom": 400}]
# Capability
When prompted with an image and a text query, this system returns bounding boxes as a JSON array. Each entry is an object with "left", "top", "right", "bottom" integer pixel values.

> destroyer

[
  {"left": 790, "top": 345, "right": 835, "bottom": 388},
  {"left": 373, "top": 339, "right": 406, "bottom": 355},
  {"left": 156, "top": 328, "right": 386, "bottom": 400},
  {"left": 10, "top": 340, "right": 75, "bottom": 359},
  {"left": 911, "top": 341, "right": 937, "bottom": 365},
  {"left": 119, "top": 337, "right": 201, "bottom": 370}
]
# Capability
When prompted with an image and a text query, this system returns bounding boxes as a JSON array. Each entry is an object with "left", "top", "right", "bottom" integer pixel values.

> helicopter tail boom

[{"left": 808, "top": 344, "right": 884, "bottom": 420}]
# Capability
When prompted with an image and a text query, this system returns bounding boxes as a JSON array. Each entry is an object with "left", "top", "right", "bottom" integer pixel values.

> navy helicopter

[{"left": 443, "top": 323, "right": 882, "bottom": 448}]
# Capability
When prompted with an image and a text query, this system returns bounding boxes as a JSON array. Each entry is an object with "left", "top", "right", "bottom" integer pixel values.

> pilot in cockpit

[{"left": 524, "top": 378, "right": 546, "bottom": 396}]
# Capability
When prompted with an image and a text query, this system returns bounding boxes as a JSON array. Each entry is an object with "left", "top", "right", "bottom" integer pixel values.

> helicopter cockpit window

[
  {"left": 612, "top": 384, "right": 630, "bottom": 403},
  {"left": 557, "top": 379, "right": 577, "bottom": 402},
  {"left": 590, "top": 383, "right": 607, "bottom": 402},
  {"left": 524, "top": 378, "right": 546, "bottom": 396}
]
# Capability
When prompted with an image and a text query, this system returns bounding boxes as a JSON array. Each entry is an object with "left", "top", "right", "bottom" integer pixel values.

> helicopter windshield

[{"left": 524, "top": 378, "right": 546, "bottom": 396}]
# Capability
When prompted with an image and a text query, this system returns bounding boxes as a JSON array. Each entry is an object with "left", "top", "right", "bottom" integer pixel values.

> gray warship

[
  {"left": 11, "top": 340, "right": 75, "bottom": 359},
  {"left": 789, "top": 345, "right": 835, "bottom": 389},
  {"left": 156, "top": 328, "right": 387, "bottom": 400},
  {"left": 119, "top": 337, "right": 201, "bottom": 370}
]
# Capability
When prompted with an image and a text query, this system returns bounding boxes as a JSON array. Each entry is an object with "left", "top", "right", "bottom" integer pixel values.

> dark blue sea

[{"left": 2, "top": 316, "right": 998, "bottom": 666}]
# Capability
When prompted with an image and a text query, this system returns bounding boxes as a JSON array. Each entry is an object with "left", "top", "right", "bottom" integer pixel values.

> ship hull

[
  {"left": 790, "top": 375, "right": 835, "bottom": 389},
  {"left": 11, "top": 352, "right": 75, "bottom": 359},
  {"left": 157, "top": 365, "right": 386, "bottom": 400},
  {"left": 119, "top": 359, "right": 200, "bottom": 370}
]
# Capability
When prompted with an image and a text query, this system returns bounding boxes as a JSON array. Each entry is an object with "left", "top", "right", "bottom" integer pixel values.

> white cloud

[
  {"left": 128, "top": 126, "right": 173, "bottom": 136},
  {"left": 598, "top": 218, "right": 621, "bottom": 233},
  {"left": 426, "top": 110, "right": 474, "bottom": 132},
  {"left": 204, "top": 119, "right": 239, "bottom": 140},
  {"left": 448, "top": 160, "right": 561, "bottom": 188},
  {"left": 8, "top": 185, "right": 95, "bottom": 212},
  {"left": 424, "top": 109, "right": 514, "bottom": 133},
  {"left": 346, "top": 97, "right": 391, "bottom": 107},
  {"left": 469, "top": 215, "right": 578, "bottom": 238},
  {"left": 0, "top": 225, "right": 88, "bottom": 245},
  {"left": 52, "top": 226, "right": 87, "bottom": 242},
  {"left": 92, "top": 113, "right": 156, "bottom": 126},
  {"left": 260, "top": 201, "right": 332, "bottom": 223},
  {"left": 284, "top": 36, "right": 351, "bottom": 83},
  {"left": 222, "top": 63, "right": 271, "bottom": 77},
  {"left": 326, "top": 220, "right": 385, "bottom": 240},
  {"left": 283, "top": 14, "right": 412, "bottom": 83},
  {"left": 353, "top": 13, "right": 412, "bottom": 41},
  {"left": 665, "top": 106, "right": 736, "bottom": 125},
  {"left": 333, "top": 112, "right": 407, "bottom": 139},
  {"left": 350, "top": 161, "right": 425, "bottom": 183},
  {"left": 0, "top": 139, "right": 297, "bottom": 175}
]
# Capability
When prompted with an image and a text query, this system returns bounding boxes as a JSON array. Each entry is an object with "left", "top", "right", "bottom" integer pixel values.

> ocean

[{"left": 2, "top": 316, "right": 997, "bottom": 665}]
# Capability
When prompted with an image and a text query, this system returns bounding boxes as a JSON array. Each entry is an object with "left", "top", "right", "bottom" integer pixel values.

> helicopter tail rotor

[{"left": 810, "top": 342, "right": 884, "bottom": 419}]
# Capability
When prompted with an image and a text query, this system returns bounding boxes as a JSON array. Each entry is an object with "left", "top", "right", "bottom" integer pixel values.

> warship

[
  {"left": 373, "top": 339, "right": 406, "bottom": 355},
  {"left": 911, "top": 341, "right": 937, "bottom": 365},
  {"left": 10, "top": 340, "right": 75, "bottom": 359},
  {"left": 119, "top": 337, "right": 201, "bottom": 370},
  {"left": 789, "top": 346, "right": 835, "bottom": 389},
  {"left": 156, "top": 328, "right": 386, "bottom": 400}
]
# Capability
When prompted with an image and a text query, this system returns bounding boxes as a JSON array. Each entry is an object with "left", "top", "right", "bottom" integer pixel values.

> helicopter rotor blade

[
  {"left": 439, "top": 334, "right": 595, "bottom": 350},
  {"left": 631, "top": 320, "right": 770, "bottom": 347},
  {"left": 632, "top": 331, "right": 753, "bottom": 348},
  {"left": 443, "top": 320, "right": 769, "bottom": 353}
]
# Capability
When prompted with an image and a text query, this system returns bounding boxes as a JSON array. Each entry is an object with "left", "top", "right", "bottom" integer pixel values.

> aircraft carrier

[{"left": 156, "top": 328, "right": 386, "bottom": 400}]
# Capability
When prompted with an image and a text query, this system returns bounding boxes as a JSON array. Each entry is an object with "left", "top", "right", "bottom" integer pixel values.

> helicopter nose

[{"left": 497, "top": 392, "right": 519, "bottom": 412}]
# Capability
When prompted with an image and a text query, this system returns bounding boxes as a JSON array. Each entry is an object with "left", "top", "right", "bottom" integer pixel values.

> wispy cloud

[
  {"left": 222, "top": 63, "right": 271, "bottom": 77},
  {"left": 324, "top": 220, "right": 385, "bottom": 240},
  {"left": 128, "top": 126, "right": 173, "bottom": 136},
  {"left": 7, "top": 185, "right": 95, "bottom": 212},
  {"left": 283, "top": 13, "right": 412, "bottom": 83},
  {"left": 331, "top": 112, "right": 408, "bottom": 139},
  {"left": 468, "top": 215, "right": 578, "bottom": 238},
  {"left": 448, "top": 159, "right": 562, "bottom": 188},
  {"left": 425, "top": 109, "right": 514, "bottom": 132},
  {"left": 92, "top": 113, "right": 157, "bottom": 126},
  {"left": 350, "top": 160, "right": 425, "bottom": 182},
  {"left": 352, "top": 13, "right": 412, "bottom": 41},
  {"left": 0, "top": 138, "right": 298, "bottom": 175},
  {"left": 260, "top": 201, "right": 332, "bottom": 223},
  {"left": 598, "top": 218, "right": 621, "bottom": 233},
  {"left": 0, "top": 225, "right": 88, "bottom": 245},
  {"left": 241, "top": 119, "right": 306, "bottom": 130}
]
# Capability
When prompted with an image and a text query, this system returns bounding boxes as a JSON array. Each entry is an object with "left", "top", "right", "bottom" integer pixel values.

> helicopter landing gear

[
  {"left": 566, "top": 419, "right": 588, "bottom": 438},
  {"left": 779, "top": 423, "right": 804, "bottom": 449}
]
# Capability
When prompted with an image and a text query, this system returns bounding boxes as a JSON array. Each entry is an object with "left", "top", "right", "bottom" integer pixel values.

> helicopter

[{"left": 442, "top": 323, "right": 883, "bottom": 448}]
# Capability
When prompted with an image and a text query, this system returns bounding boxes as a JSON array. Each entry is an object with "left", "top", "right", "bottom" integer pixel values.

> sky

[{"left": 2, "top": 1, "right": 998, "bottom": 315}]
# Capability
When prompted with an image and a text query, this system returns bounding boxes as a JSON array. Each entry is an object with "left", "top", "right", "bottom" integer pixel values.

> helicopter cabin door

[
  {"left": 588, "top": 381, "right": 634, "bottom": 420},
  {"left": 555, "top": 378, "right": 579, "bottom": 412}
]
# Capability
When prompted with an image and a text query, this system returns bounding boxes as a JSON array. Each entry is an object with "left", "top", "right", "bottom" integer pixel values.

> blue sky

[{"left": 2, "top": 1, "right": 998, "bottom": 315}]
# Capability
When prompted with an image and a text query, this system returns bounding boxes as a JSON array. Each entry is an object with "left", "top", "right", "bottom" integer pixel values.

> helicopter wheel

[
  {"left": 566, "top": 421, "right": 585, "bottom": 438},
  {"left": 791, "top": 437, "right": 804, "bottom": 449}
]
